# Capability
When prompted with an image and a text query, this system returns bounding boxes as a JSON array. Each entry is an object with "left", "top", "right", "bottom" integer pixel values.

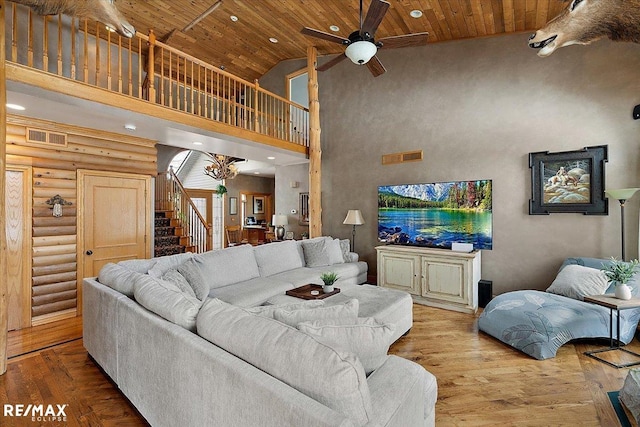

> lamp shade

[
  {"left": 606, "top": 188, "right": 640, "bottom": 201},
  {"left": 343, "top": 210, "right": 365, "bottom": 225},
  {"left": 345, "top": 41, "right": 377, "bottom": 65},
  {"left": 272, "top": 214, "right": 288, "bottom": 226}
]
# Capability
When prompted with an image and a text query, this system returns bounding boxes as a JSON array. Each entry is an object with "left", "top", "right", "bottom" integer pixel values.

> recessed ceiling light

[
  {"left": 124, "top": 124, "right": 136, "bottom": 131},
  {"left": 230, "top": 15, "right": 238, "bottom": 22},
  {"left": 329, "top": 25, "right": 340, "bottom": 32},
  {"left": 410, "top": 10, "right": 423, "bottom": 18},
  {"left": 6, "top": 103, "right": 25, "bottom": 110},
  {"left": 105, "top": 25, "right": 116, "bottom": 32},
  {"left": 193, "top": 141, "right": 203, "bottom": 146},
  {"left": 254, "top": 172, "right": 261, "bottom": 175},
  {"left": 269, "top": 37, "right": 278, "bottom": 43},
  {"left": 267, "top": 156, "right": 275, "bottom": 160}
]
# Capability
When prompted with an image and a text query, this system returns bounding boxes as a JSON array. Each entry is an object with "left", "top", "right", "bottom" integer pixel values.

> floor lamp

[
  {"left": 606, "top": 188, "right": 640, "bottom": 261},
  {"left": 343, "top": 210, "right": 365, "bottom": 252}
]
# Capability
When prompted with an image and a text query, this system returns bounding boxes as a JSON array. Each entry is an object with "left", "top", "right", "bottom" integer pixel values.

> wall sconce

[{"left": 46, "top": 194, "right": 72, "bottom": 217}]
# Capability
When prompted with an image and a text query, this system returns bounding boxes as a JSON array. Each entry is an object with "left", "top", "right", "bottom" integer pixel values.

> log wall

[{"left": 6, "top": 115, "right": 156, "bottom": 325}]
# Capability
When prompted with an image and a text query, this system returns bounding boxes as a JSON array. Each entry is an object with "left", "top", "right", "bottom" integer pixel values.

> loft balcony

[{"left": 5, "top": 3, "right": 310, "bottom": 155}]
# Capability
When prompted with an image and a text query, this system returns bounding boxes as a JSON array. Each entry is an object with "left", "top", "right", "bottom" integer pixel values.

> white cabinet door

[
  {"left": 422, "top": 258, "right": 467, "bottom": 305},
  {"left": 378, "top": 252, "right": 421, "bottom": 295}
]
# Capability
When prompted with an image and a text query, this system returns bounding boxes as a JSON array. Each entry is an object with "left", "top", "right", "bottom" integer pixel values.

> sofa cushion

[
  {"left": 133, "top": 274, "right": 204, "bottom": 332},
  {"left": 546, "top": 264, "right": 609, "bottom": 301},
  {"left": 195, "top": 244, "right": 260, "bottom": 289},
  {"left": 301, "top": 238, "right": 331, "bottom": 267},
  {"left": 254, "top": 240, "right": 304, "bottom": 277},
  {"left": 247, "top": 300, "right": 325, "bottom": 318},
  {"left": 118, "top": 258, "right": 157, "bottom": 274},
  {"left": 212, "top": 276, "right": 295, "bottom": 307},
  {"left": 310, "top": 262, "right": 367, "bottom": 282},
  {"left": 298, "top": 317, "right": 395, "bottom": 374},
  {"left": 148, "top": 252, "right": 194, "bottom": 278},
  {"left": 270, "top": 267, "right": 323, "bottom": 288},
  {"left": 177, "top": 258, "right": 209, "bottom": 301},
  {"left": 274, "top": 299, "right": 359, "bottom": 327},
  {"left": 339, "top": 239, "right": 351, "bottom": 262},
  {"left": 98, "top": 262, "right": 145, "bottom": 297},
  {"left": 196, "top": 299, "right": 373, "bottom": 425},
  {"left": 327, "top": 238, "right": 345, "bottom": 265}
]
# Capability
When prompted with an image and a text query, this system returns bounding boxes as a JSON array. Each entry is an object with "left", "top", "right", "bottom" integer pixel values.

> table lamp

[
  {"left": 272, "top": 214, "right": 288, "bottom": 240},
  {"left": 343, "top": 209, "right": 365, "bottom": 251},
  {"left": 605, "top": 188, "right": 640, "bottom": 261}
]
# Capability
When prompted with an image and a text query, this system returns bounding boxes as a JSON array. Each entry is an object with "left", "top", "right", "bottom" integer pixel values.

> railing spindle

[
  {"left": 70, "top": 17, "right": 76, "bottom": 79},
  {"left": 57, "top": 15, "right": 62, "bottom": 75}
]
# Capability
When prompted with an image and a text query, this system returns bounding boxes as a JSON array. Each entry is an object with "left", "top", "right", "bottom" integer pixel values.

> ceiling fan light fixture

[{"left": 345, "top": 40, "right": 377, "bottom": 65}]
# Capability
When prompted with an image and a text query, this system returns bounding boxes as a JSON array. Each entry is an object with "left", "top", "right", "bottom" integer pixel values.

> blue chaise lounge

[{"left": 478, "top": 257, "right": 640, "bottom": 360}]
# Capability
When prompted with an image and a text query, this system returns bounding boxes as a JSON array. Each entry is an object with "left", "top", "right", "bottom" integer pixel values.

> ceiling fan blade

[
  {"left": 361, "top": 0, "right": 390, "bottom": 37},
  {"left": 366, "top": 55, "right": 386, "bottom": 77},
  {"left": 317, "top": 53, "right": 347, "bottom": 72},
  {"left": 378, "top": 32, "right": 430, "bottom": 49},
  {"left": 301, "top": 27, "right": 349, "bottom": 45}
]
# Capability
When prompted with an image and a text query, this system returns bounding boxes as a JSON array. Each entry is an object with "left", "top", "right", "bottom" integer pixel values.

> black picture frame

[{"left": 529, "top": 145, "right": 608, "bottom": 215}]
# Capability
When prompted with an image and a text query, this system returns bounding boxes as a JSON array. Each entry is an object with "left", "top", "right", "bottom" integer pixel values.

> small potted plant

[
  {"left": 601, "top": 257, "right": 640, "bottom": 300},
  {"left": 320, "top": 271, "right": 339, "bottom": 294}
]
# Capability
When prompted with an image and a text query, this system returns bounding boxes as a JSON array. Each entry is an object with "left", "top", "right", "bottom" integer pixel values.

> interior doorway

[
  {"left": 186, "top": 189, "right": 223, "bottom": 250},
  {"left": 78, "top": 170, "right": 151, "bottom": 314}
]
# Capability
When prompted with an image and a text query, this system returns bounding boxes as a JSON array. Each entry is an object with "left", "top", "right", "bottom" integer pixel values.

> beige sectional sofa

[{"left": 83, "top": 237, "right": 437, "bottom": 426}]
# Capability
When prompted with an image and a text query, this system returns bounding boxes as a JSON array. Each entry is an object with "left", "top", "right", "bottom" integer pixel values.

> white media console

[{"left": 376, "top": 245, "right": 481, "bottom": 314}]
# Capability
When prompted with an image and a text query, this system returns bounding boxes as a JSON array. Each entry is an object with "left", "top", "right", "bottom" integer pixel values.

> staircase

[
  {"left": 154, "top": 210, "right": 194, "bottom": 257},
  {"left": 155, "top": 169, "right": 212, "bottom": 256}
]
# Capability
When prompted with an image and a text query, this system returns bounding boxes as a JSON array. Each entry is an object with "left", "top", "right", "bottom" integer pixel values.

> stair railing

[{"left": 156, "top": 168, "right": 212, "bottom": 253}]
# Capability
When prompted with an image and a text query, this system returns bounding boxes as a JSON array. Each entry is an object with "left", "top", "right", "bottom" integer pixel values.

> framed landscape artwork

[{"left": 529, "top": 145, "right": 608, "bottom": 215}]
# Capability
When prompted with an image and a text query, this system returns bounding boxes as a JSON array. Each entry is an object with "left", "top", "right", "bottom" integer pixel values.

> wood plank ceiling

[{"left": 116, "top": 0, "right": 567, "bottom": 82}]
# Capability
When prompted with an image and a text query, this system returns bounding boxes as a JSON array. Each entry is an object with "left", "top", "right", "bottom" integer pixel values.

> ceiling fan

[{"left": 301, "top": 0, "right": 429, "bottom": 77}]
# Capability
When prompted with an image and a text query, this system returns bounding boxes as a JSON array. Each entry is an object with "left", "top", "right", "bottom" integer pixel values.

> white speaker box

[{"left": 451, "top": 242, "right": 474, "bottom": 253}]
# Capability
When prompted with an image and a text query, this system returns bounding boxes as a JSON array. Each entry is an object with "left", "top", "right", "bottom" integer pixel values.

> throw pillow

[
  {"left": 301, "top": 238, "right": 330, "bottom": 267},
  {"left": 148, "top": 252, "right": 194, "bottom": 278},
  {"left": 98, "top": 262, "right": 145, "bottom": 297},
  {"left": 162, "top": 269, "right": 196, "bottom": 298},
  {"left": 297, "top": 317, "right": 395, "bottom": 375},
  {"left": 133, "top": 274, "right": 204, "bottom": 332},
  {"left": 339, "top": 239, "right": 351, "bottom": 262},
  {"left": 546, "top": 264, "right": 609, "bottom": 301},
  {"left": 327, "top": 238, "right": 345, "bottom": 265},
  {"left": 247, "top": 300, "right": 325, "bottom": 319},
  {"left": 273, "top": 299, "right": 359, "bottom": 327},
  {"left": 177, "top": 258, "right": 209, "bottom": 301},
  {"left": 194, "top": 244, "right": 260, "bottom": 289}
]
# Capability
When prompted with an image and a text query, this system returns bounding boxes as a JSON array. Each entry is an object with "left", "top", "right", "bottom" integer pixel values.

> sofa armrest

[
  {"left": 346, "top": 252, "right": 359, "bottom": 262},
  {"left": 365, "top": 355, "right": 437, "bottom": 427}
]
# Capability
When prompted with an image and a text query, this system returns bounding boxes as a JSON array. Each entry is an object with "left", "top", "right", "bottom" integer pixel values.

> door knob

[{"left": 86, "top": 250, "right": 93, "bottom": 255}]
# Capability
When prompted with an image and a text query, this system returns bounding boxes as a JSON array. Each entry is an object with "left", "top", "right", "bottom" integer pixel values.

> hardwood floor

[{"left": 1, "top": 305, "right": 638, "bottom": 426}]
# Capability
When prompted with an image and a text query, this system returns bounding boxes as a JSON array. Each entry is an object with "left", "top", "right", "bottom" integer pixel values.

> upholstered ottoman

[
  {"left": 621, "top": 369, "right": 640, "bottom": 424},
  {"left": 265, "top": 283, "right": 413, "bottom": 343}
]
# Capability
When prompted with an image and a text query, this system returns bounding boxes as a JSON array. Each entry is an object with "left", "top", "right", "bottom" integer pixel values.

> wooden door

[
  {"left": 78, "top": 171, "right": 150, "bottom": 312},
  {"left": 5, "top": 166, "right": 32, "bottom": 330}
]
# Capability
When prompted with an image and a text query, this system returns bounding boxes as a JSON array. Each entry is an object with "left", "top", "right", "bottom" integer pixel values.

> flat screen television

[{"left": 378, "top": 180, "right": 492, "bottom": 250}]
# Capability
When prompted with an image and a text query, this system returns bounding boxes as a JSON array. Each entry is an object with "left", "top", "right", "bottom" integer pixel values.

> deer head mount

[
  {"left": 529, "top": 0, "right": 640, "bottom": 57},
  {"left": 11, "top": 0, "right": 135, "bottom": 38}
]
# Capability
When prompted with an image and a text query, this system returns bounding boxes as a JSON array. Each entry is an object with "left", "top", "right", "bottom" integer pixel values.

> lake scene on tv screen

[{"left": 378, "top": 180, "right": 492, "bottom": 250}]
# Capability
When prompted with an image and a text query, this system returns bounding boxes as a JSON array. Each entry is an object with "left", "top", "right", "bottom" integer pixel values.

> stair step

[
  {"left": 155, "top": 226, "right": 175, "bottom": 237},
  {"left": 155, "top": 218, "right": 171, "bottom": 227},
  {"left": 154, "top": 245, "right": 185, "bottom": 257},
  {"left": 155, "top": 235, "right": 180, "bottom": 246}
]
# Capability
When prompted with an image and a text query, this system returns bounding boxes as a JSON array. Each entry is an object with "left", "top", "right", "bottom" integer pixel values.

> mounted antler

[
  {"left": 11, "top": 0, "right": 135, "bottom": 38},
  {"left": 529, "top": 0, "right": 640, "bottom": 57}
]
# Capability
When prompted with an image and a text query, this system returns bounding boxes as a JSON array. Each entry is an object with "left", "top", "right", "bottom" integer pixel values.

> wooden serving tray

[{"left": 286, "top": 284, "right": 340, "bottom": 300}]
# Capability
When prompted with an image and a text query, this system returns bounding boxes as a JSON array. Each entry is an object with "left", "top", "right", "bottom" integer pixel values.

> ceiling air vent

[
  {"left": 382, "top": 150, "right": 423, "bottom": 165},
  {"left": 27, "top": 128, "right": 68, "bottom": 147}
]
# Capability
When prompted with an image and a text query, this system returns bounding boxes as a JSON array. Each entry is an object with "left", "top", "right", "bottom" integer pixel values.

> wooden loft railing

[{"left": 5, "top": 2, "right": 310, "bottom": 149}]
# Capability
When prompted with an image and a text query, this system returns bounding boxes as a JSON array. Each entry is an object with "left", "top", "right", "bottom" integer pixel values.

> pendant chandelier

[{"left": 204, "top": 154, "right": 239, "bottom": 180}]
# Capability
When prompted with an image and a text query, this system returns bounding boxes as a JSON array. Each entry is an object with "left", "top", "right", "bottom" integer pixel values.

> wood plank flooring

[{"left": 1, "top": 305, "right": 638, "bottom": 426}]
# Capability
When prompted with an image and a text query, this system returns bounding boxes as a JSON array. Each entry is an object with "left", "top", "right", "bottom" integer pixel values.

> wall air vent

[
  {"left": 382, "top": 150, "right": 423, "bottom": 165},
  {"left": 27, "top": 128, "right": 68, "bottom": 147}
]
